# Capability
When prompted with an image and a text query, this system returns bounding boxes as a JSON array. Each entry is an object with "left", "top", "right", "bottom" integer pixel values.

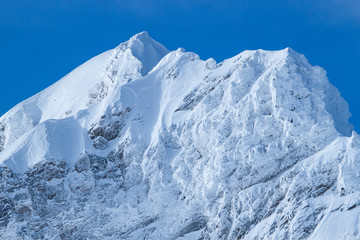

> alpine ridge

[{"left": 0, "top": 32, "right": 359, "bottom": 239}]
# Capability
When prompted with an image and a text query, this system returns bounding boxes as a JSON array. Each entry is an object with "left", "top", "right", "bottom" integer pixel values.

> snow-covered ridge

[
  {"left": 0, "top": 32, "right": 358, "bottom": 240},
  {"left": 0, "top": 32, "right": 169, "bottom": 153}
]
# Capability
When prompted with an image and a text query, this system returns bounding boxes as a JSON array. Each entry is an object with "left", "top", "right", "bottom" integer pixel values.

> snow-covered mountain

[{"left": 0, "top": 31, "right": 359, "bottom": 239}]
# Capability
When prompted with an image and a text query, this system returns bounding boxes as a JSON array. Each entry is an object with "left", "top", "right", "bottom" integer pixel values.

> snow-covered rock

[{"left": 0, "top": 32, "right": 359, "bottom": 239}]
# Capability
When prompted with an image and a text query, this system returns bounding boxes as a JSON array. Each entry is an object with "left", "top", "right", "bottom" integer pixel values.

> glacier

[{"left": 0, "top": 31, "right": 359, "bottom": 239}]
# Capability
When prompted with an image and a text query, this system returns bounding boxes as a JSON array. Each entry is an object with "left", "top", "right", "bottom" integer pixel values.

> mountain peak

[
  {"left": 129, "top": 31, "right": 151, "bottom": 41},
  {"left": 114, "top": 32, "right": 169, "bottom": 75}
]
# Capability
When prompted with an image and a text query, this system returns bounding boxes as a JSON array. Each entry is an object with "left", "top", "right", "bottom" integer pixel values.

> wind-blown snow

[{"left": 0, "top": 32, "right": 358, "bottom": 240}]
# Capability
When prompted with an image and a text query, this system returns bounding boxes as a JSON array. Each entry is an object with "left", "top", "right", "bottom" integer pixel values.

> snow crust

[{"left": 0, "top": 32, "right": 358, "bottom": 239}]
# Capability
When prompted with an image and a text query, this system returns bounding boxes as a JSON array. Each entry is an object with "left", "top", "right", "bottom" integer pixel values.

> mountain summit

[
  {"left": 0, "top": 32, "right": 359, "bottom": 239},
  {"left": 119, "top": 31, "right": 169, "bottom": 75}
]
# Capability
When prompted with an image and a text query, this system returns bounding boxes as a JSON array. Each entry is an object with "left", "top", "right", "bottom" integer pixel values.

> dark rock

[
  {"left": 93, "top": 136, "right": 109, "bottom": 150},
  {"left": 88, "top": 154, "right": 108, "bottom": 174},
  {"left": 14, "top": 205, "right": 32, "bottom": 222},
  {"left": 75, "top": 155, "right": 91, "bottom": 173},
  {"left": 26, "top": 160, "right": 68, "bottom": 182},
  {"left": 0, "top": 196, "right": 14, "bottom": 227}
]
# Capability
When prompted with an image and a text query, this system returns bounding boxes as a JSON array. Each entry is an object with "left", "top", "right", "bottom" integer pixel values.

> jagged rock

[
  {"left": 75, "top": 155, "right": 91, "bottom": 173},
  {"left": 93, "top": 136, "right": 108, "bottom": 150}
]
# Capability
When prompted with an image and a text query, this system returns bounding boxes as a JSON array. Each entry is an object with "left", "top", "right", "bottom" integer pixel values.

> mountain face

[{"left": 0, "top": 32, "right": 359, "bottom": 239}]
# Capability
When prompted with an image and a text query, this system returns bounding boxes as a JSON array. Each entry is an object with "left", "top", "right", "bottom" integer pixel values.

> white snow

[{"left": 0, "top": 32, "right": 359, "bottom": 239}]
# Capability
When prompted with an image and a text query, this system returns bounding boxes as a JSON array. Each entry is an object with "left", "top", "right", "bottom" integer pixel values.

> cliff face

[{"left": 0, "top": 32, "right": 359, "bottom": 240}]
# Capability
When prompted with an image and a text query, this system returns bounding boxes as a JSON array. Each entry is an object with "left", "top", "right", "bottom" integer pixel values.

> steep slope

[
  {"left": 0, "top": 31, "right": 169, "bottom": 171},
  {"left": 0, "top": 32, "right": 359, "bottom": 240}
]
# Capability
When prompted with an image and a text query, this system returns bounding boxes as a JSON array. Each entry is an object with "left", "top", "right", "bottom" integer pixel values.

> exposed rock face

[
  {"left": 0, "top": 32, "right": 359, "bottom": 239},
  {"left": 0, "top": 123, "right": 5, "bottom": 152}
]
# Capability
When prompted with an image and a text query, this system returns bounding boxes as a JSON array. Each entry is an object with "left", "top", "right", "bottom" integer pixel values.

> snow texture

[{"left": 0, "top": 32, "right": 359, "bottom": 240}]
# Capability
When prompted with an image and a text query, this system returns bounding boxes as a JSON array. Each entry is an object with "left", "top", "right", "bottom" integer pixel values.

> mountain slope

[{"left": 0, "top": 32, "right": 359, "bottom": 239}]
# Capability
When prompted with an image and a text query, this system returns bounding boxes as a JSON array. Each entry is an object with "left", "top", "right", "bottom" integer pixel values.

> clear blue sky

[{"left": 1, "top": 1, "right": 359, "bottom": 130}]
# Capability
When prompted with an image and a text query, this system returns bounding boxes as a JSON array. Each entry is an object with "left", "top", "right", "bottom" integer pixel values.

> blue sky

[{"left": 0, "top": 0, "right": 359, "bottom": 130}]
